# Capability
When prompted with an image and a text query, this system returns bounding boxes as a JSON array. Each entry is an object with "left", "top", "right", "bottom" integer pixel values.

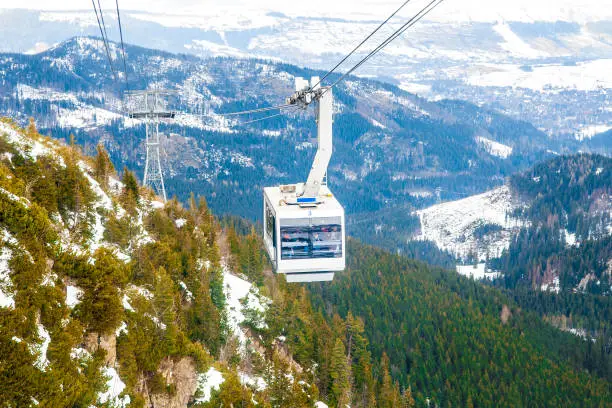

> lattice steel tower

[{"left": 127, "top": 90, "right": 176, "bottom": 202}]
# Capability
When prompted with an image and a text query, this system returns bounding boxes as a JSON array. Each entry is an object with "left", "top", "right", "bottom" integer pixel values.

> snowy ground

[
  {"left": 476, "top": 136, "right": 513, "bottom": 159},
  {"left": 576, "top": 124, "right": 612, "bottom": 141},
  {"left": 456, "top": 263, "right": 501, "bottom": 280},
  {"left": 98, "top": 367, "right": 130, "bottom": 408},
  {"left": 541, "top": 276, "right": 561, "bottom": 294},
  {"left": 195, "top": 367, "right": 225, "bottom": 403},
  {"left": 65, "top": 285, "right": 83, "bottom": 309},
  {"left": 467, "top": 59, "right": 612, "bottom": 91},
  {"left": 0, "top": 246, "right": 15, "bottom": 309},
  {"left": 415, "top": 185, "right": 522, "bottom": 260},
  {"left": 222, "top": 265, "right": 270, "bottom": 349},
  {"left": 32, "top": 323, "right": 50, "bottom": 371}
]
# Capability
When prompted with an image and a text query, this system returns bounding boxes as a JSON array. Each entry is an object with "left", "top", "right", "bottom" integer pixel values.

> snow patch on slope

[
  {"left": 0, "top": 121, "right": 57, "bottom": 163},
  {"left": 98, "top": 367, "right": 130, "bottom": 408},
  {"left": 223, "top": 269, "right": 254, "bottom": 346},
  {"left": 223, "top": 266, "right": 270, "bottom": 348},
  {"left": 476, "top": 136, "right": 513, "bottom": 159},
  {"left": 576, "top": 124, "right": 612, "bottom": 141},
  {"left": 32, "top": 323, "right": 51, "bottom": 371},
  {"left": 415, "top": 185, "right": 522, "bottom": 259},
  {"left": 456, "top": 263, "right": 501, "bottom": 280},
  {"left": 195, "top": 367, "right": 225, "bottom": 403},
  {"left": 493, "top": 22, "right": 547, "bottom": 59},
  {"left": 65, "top": 285, "right": 83, "bottom": 309},
  {"left": 0, "top": 246, "right": 15, "bottom": 309},
  {"left": 541, "top": 276, "right": 561, "bottom": 294}
]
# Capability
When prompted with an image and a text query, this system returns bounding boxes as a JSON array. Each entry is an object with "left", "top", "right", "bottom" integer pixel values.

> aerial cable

[
  {"left": 327, "top": 0, "right": 445, "bottom": 91},
  {"left": 114, "top": 0, "right": 130, "bottom": 92},
  {"left": 231, "top": 106, "right": 300, "bottom": 126},
  {"left": 90, "top": 0, "right": 118, "bottom": 83},
  {"left": 218, "top": 103, "right": 294, "bottom": 117},
  {"left": 97, "top": 0, "right": 112, "bottom": 47},
  {"left": 312, "top": 0, "right": 414, "bottom": 90},
  {"left": 328, "top": 0, "right": 444, "bottom": 91}
]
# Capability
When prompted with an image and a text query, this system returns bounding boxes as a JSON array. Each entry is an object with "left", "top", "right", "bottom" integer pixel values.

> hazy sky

[{"left": 0, "top": 0, "right": 609, "bottom": 22}]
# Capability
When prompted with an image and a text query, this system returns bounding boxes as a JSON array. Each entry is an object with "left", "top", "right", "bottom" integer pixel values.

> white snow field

[
  {"left": 415, "top": 185, "right": 522, "bottom": 260},
  {"left": 476, "top": 136, "right": 513, "bottom": 159}
]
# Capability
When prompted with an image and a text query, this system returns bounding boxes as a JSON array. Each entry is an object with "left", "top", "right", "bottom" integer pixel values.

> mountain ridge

[{"left": 0, "top": 36, "right": 568, "bottom": 232}]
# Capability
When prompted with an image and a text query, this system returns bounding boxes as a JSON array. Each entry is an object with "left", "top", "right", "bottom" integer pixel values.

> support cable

[
  {"left": 328, "top": 0, "right": 445, "bottom": 91},
  {"left": 231, "top": 106, "right": 300, "bottom": 126},
  {"left": 90, "top": 0, "right": 117, "bottom": 82},
  {"left": 114, "top": 0, "right": 130, "bottom": 92},
  {"left": 97, "top": 0, "right": 112, "bottom": 46},
  {"left": 217, "top": 103, "right": 293, "bottom": 117},
  {"left": 311, "top": 0, "right": 414, "bottom": 90}
]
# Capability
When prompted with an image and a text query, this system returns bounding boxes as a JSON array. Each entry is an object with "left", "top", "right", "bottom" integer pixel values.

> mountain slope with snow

[
  {"left": 0, "top": 8, "right": 611, "bottom": 137},
  {"left": 415, "top": 185, "right": 523, "bottom": 260},
  {"left": 414, "top": 153, "right": 611, "bottom": 296},
  {"left": 0, "top": 119, "right": 326, "bottom": 407},
  {"left": 0, "top": 36, "right": 565, "bottom": 225}
]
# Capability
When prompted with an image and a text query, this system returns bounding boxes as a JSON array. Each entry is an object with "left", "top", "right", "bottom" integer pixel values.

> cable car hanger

[
  {"left": 262, "top": 76, "right": 345, "bottom": 283},
  {"left": 284, "top": 77, "right": 333, "bottom": 203}
]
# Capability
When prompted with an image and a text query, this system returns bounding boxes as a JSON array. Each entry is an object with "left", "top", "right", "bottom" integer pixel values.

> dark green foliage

[
  {"left": 199, "top": 369, "right": 255, "bottom": 408},
  {"left": 94, "top": 143, "right": 115, "bottom": 190},
  {"left": 510, "top": 153, "right": 611, "bottom": 240},
  {"left": 121, "top": 166, "right": 140, "bottom": 210},
  {"left": 226, "top": 224, "right": 265, "bottom": 286},
  {"left": 330, "top": 338, "right": 351, "bottom": 407},
  {"left": 473, "top": 222, "right": 503, "bottom": 239},
  {"left": 308, "top": 240, "right": 612, "bottom": 407},
  {"left": 78, "top": 249, "right": 128, "bottom": 334}
]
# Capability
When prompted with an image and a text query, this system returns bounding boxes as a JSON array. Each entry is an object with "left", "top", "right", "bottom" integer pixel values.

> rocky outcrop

[
  {"left": 84, "top": 332, "right": 117, "bottom": 366},
  {"left": 136, "top": 357, "right": 198, "bottom": 408}
]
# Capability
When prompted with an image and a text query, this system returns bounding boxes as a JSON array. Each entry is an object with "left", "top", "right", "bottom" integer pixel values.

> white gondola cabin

[
  {"left": 263, "top": 184, "right": 345, "bottom": 282},
  {"left": 263, "top": 76, "right": 346, "bottom": 282}
]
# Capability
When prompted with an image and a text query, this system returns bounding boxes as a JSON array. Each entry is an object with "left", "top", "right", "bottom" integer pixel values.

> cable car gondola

[{"left": 263, "top": 77, "right": 346, "bottom": 283}]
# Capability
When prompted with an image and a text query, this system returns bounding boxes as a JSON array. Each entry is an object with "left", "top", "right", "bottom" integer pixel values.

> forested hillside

[
  {"left": 1, "top": 118, "right": 610, "bottom": 407},
  {"left": 308, "top": 242, "right": 612, "bottom": 407},
  {"left": 0, "top": 118, "right": 391, "bottom": 407},
  {"left": 487, "top": 154, "right": 611, "bottom": 292}
]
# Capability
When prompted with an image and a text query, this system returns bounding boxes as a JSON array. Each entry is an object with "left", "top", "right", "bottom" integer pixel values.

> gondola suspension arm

[{"left": 286, "top": 76, "right": 333, "bottom": 201}]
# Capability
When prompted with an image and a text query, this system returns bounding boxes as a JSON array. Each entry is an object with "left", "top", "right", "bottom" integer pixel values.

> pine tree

[
  {"left": 93, "top": 143, "right": 114, "bottom": 190},
  {"left": 330, "top": 338, "right": 351, "bottom": 407},
  {"left": 378, "top": 353, "right": 401, "bottom": 408},
  {"left": 121, "top": 166, "right": 140, "bottom": 211},
  {"left": 209, "top": 370, "right": 255, "bottom": 408}
]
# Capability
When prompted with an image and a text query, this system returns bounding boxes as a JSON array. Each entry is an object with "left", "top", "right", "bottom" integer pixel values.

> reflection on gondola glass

[
  {"left": 280, "top": 217, "right": 342, "bottom": 260},
  {"left": 265, "top": 202, "right": 276, "bottom": 249}
]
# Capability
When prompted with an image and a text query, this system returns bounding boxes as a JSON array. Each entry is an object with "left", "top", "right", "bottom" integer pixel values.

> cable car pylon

[
  {"left": 263, "top": 77, "right": 346, "bottom": 283},
  {"left": 127, "top": 89, "right": 177, "bottom": 202}
]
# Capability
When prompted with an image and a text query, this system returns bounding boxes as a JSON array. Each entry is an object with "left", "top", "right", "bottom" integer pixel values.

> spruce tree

[
  {"left": 94, "top": 143, "right": 114, "bottom": 190},
  {"left": 121, "top": 166, "right": 140, "bottom": 211},
  {"left": 378, "top": 353, "right": 401, "bottom": 408},
  {"left": 401, "top": 385, "right": 416, "bottom": 408},
  {"left": 331, "top": 338, "right": 351, "bottom": 407}
]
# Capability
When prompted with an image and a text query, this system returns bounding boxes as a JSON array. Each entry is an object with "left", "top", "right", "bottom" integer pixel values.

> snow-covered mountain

[
  {"left": 1, "top": 36, "right": 573, "bottom": 220},
  {"left": 0, "top": 8, "right": 611, "bottom": 137},
  {"left": 415, "top": 185, "right": 523, "bottom": 260}
]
